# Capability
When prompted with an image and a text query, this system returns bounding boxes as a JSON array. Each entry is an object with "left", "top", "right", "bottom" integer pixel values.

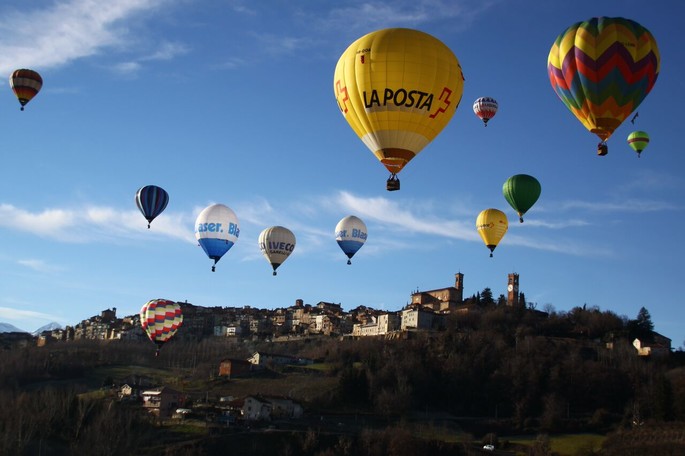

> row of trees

[{"left": 320, "top": 304, "right": 683, "bottom": 426}]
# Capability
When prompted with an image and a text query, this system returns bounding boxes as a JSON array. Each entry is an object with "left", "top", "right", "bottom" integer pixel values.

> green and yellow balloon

[
  {"left": 503, "top": 174, "right": 541, "bottom": 223},
  {"left": 627, "top": 131, "right": 650, "bottom": 158}
]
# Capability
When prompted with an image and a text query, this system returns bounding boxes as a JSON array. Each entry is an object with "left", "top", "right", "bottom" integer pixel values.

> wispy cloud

[
  {"left": 1, "top": 184, "right": 670, "bottom": 259},
  {"left": 253, "top": 33, "right": 313, "bottom": 55},
  {"left": 111, "top": 61, "right": 143, "bottom": 75},
  {"left": 334, "top": 191, "right": 478, "bottom": 241},
  {"left": 225, "top": 0, "right": 258, "bottom": 16},
  {"left": 319, "top": 0, "right": 499, "bottom": 34},
  {"left": 140, "top": 41, "right": 189, "bottom": 61},
  {"left": 555, "top": 199, "right": 681, "bottom": 213},
  {"left": 502, "top": 232, "right": 613, "bottom": 257},
  {"left": 0, "top": 305, "right": 68, "bottom": 326},
  {"left": 114, "top": 41, "right": 190, "bottom": 75},
  {"left": 329, "top": 191, "right": 613, "bottom": 256},
  {"left": 17, "top": 258, "right": 64, "bottom": 273},
  {"left": 616, "top": 169, "right": 683, "bottom": 193},
  {"left": 0, "top": 0, "right": 172, "bottom": 74},
  {"left": 0, "top": 203, "right": 194, "bottom": 244},
  {"left": 216, "top": 57, "right": 250, "bottom": 70},
  {"left": 520, "top": 218, "right": 590, "bottom": 229}
]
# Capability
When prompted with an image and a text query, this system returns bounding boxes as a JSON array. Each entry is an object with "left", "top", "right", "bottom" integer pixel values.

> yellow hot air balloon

[
  {"left": 476, "top": 209, "right": 508, "bottom": 257},
  {"left": 334, "top": 28, "right": 465, "bottom": 191}
]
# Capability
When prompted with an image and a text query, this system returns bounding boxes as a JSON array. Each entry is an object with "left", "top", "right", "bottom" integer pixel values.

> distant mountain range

[
  {"left": 0, "top": 322, "right": 63, "bottom": 335},
  {"left": 0, "top": 322, "right": 28, "bottom": 333}
]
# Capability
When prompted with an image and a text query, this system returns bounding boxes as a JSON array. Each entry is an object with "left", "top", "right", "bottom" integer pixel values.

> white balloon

[
  {"left": 195, "top": 203, "right": 240, "bottom": 271},
  {"left": 258, "top": 226, "right": 296, "bottom": 275},
  {"left": 335, "top": 215, "right": 367, "bottom": 264}
]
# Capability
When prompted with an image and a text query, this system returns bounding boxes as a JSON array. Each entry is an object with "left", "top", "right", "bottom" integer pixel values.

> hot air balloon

[
  {"left": 135, "top": 185, "right": 169, "bottom": 229},
  {"left": 140, "top": 299, "right": 183, "bottom": 356},
  {"left": 258, "top": 226, "right": 296, "bottom": 275},
  {"left": 335, "top": 216, "right": 367, "bottom": 264},
  {"left": 476, "top": 209, "right": 508, "bottom": 257},
  {"left": 627, "top": 131, "right": 650, "bottom": 158},
  {"left": 547, "top": 17, "right": 660, "bottom": 156},
  {"left": 10, "top": 69, "right": 42, "bottom": 111},
  {"left": 195, "top": 203, "right": 240, "bottom": 272},
  {"left": 473, "top": 97, "right": 498, "bottom": 126},
  {"left": 502, "top": 174, "right": 541, "bottom": 223},
  {"left": 334, "top": 28, "right": 465, "bottom": 191}
]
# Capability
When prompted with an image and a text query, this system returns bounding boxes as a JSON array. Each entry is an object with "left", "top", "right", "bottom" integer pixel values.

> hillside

[{"left": 1, "top": 305, "right": 684, "bottom": 455}]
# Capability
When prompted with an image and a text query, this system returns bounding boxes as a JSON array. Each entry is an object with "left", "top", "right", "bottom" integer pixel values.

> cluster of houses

[{"left": 118, "top": 351, "right": 307, "bottom": 423}]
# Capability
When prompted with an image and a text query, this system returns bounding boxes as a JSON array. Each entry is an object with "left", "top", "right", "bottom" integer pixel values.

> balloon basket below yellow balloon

[{"left": 386, "top": 174, "right": 400, "bottom": 191}]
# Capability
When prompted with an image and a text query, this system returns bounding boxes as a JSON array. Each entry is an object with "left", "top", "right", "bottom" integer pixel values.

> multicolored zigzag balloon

[{"left": 547, "top": 17, "right": 660, "bottom": 155}]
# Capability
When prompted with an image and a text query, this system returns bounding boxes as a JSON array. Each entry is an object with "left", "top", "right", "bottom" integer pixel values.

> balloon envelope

[
  {"left": 502, "top": 174, "right": 541, "bottom": 223},
  {"left": 473, "top": 97, "right": 498, "bottom": 126},
  {"left": 335, "top": 216, "right": 367, "bottom": 264},
  {"left": 547, "top": 17, "right": 660, "bottom": 151},
  {"left": 195, "top": 204, "right": 240, "bottom": 271},
  {"left": 140, "top": 299, "right": 183, "bottom": 355},
  {"left": 627, "top": 130, "right": 650, "bottom": 157},
  {"left": 476, "top": 209, "right": 508, "bottom": 257},
  {"left": 334, "top": 28, "right": 464, "bottom": 183},
  {"left": 259, "top": 226, "right": 296, "bottom": 275},
  {"left": 135, "top": 185, "right": 169, "bottom": 228},
  {"left": 10, "top": 69, "right": 42, "bottom": 110}
]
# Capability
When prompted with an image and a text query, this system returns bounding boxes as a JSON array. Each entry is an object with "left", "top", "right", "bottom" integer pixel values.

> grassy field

[
  {"left": 506, "top": 433, "right": 605, "bottom": 455},
  {"left": 87, "top": 363, "right": 339, "bottom": 405}
]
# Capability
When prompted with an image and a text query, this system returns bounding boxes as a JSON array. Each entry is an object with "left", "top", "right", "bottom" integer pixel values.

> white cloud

[
  {"left": 320, "top": 0, "right": 498, "bottom": 34},
  {"left": 140, "top": 41, "right": 189, "bottom": 61},
  {"left": 0, "top": 305, "right": 68, "bottom": 326},
  {"left": 517, "top": 218, "right": 590, "bottom": 229},
  {"left": 0, "top": 185, "right": 657, "bottom": 260},
  {"left": 111, "top": 61, "right": 143, "bottom": 74},
  {"left": 329, "top": 191, "right": 616, "bottom": 256},
  {"left": 0, "top": 0, "right": 171, "bottom": 74},
  {"left": 0, "top": 203, "right": 193, "bottom": 244},
  {"left": 334, "top": 191, "right": 478, "bottom": 241},
  {"left": 556, "top": 199, "right": 681, "bottom": 213},
  {"left": 217, "top": 57, "right": 250, "bottom": 70},
  {"left": 17, "top": 258, "right": 64, "bottom": 273},
  {"left": 225, "top": 0, "right": 257, "bottom": 16}
]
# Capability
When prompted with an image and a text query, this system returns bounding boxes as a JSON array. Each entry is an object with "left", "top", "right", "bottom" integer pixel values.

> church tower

[
  {"left": 454, "top": 273, "right": 464, "bottom": 304},
  {"left": 507, "top": 273, "right": 519, "bottom": 306}
]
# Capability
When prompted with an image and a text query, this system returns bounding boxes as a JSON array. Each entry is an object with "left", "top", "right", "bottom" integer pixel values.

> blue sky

[{"left": 0, "top": 0, "right": 683, "bottom": 345}]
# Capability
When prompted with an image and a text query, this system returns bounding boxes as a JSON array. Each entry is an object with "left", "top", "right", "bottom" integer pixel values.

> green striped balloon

[{"left": 503, "top": 174, "right": 541, "bottom": 223}]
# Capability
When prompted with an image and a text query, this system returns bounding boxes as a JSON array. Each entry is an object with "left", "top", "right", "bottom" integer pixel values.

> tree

[
  {"left": 480, "top": 288, "right": 494, "bottom": 307},
  {"left": 636, "top": 307, "right": 654, "bottom": 332},
  {"left": 628, "top": 307, "right": 654, "bottom": 340}
]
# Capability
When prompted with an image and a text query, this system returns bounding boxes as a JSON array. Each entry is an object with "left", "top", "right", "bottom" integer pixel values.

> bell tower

[
  {"left": 454, "top": 273, "right": 464, "bottom": 303},
  {"left": 507, "top": 273, "right": 519, "bottom": 306}
]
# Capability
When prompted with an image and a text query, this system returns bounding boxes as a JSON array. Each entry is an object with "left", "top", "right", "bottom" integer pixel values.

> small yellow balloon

[
  {"left": 334, "top": 28, "right": 464, "bottom": 188},
  {"left": 476, "top": 208, "right": 508, "bottom": 257}
]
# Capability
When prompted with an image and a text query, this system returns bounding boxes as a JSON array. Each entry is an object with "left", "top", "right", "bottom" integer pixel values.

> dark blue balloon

[{"left": 135, "top": 185, "right": 169, "bottom": 228}]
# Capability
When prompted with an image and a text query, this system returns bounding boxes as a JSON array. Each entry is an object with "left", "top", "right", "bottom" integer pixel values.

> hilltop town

[
  {"left": 9, "top": 273, "right": 522, "bottom": 344},
  {"left": 3, "top": 272, "right": 672, "bottom": 358}
]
